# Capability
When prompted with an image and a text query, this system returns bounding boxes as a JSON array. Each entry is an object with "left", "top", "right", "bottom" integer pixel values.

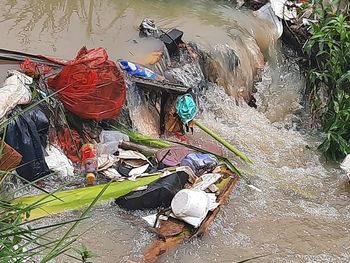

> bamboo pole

[{"left": 193, "top": 120, "right": 253, "bottom": 164}]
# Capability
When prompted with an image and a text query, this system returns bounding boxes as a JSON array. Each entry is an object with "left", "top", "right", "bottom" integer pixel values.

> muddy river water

[{"left": 1, "top": 0, "right": 350, "bottom": 262}]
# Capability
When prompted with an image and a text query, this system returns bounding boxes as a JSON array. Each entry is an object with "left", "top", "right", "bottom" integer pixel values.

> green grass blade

[{"left": 39, "top": 180, "right": 114, "bottom": 263}]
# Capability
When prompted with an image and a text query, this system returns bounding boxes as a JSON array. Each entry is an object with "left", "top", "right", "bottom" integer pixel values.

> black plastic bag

[
  {"left": 5, "top": 107, "right": 50, "bottom": 182},
  {"left": 25, "top": 105, "right": 50, "bottom": 147},
  {"left": 115, "top": 171, "right": 189, "bottom": 210}
]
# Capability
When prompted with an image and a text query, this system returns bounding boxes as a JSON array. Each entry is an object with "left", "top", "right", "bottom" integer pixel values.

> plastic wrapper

[
  {"left": 180, "top": 153, "right": 218, "bottom": 176},
  {"left": 0, "top": 70, "right": 32, "bottom": 120},
  {"left": 45, "top": 145, "right": 74, "bottom": 177}
]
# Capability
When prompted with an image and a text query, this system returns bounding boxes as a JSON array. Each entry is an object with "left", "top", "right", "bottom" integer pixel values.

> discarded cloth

[
  {"left": 45, "top": 145, "right": 74, "bottom": 177},
  {"left": 192, "top": 173, "right": 222, "bottom": 191},
  {"left": 0, "top": 70, "right": 32, "bottom": 120},
  {"left": 98, "top": 154, "right": 119, "bottom": 172},
  {"left": 48, "top": 47, "right": 126, "bottom": 121},
  {"left": 98, "top": 150, "right": 153, "bottom": 181},
  {"left": 117, "top": 149, "right": 150, "bottom": 163},
  {"left": 156, "top": 146, "right": 193, "bottom": 167},
  {"left": 24, "top": 105, "right": 50, "bottom": 147},
  {"left": 5, "top": 107, "right": 50, "bottom": 181},
  {"left": 180, "top": 153, "right": 218, "bottom": 176},
  {"left": 139, "top": 18, "right": 161, "bottom": 38}
]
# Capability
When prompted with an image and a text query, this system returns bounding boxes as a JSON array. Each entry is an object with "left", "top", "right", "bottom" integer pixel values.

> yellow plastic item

[{"left": 86, "top": 173, "right": 96, "bottom": 185}]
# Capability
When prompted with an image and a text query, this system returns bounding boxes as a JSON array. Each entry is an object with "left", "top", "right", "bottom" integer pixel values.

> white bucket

[{"left": 171, "top": 189, "right": 208, "bottom": 219}]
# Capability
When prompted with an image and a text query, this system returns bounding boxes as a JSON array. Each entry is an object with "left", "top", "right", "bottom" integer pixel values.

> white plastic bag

[
  {"left": 0, "top": 70, "right": 32, "bottom": 120},
  {"left": 269, "top": 0, "right": 297, "bottom": 21},
  {"left": 98, "top": 130, "right": 129, "bottom": 155},
  {"left": 256, "top": 3, "right": 283, "bottom": 38},
  {"left": 45, "top": 145, "right": 74, "bottom": 177}
]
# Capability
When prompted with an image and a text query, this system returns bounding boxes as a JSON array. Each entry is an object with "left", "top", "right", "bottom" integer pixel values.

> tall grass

[
  {"left": 0, "top": 168, "right": 108, "bottom": 262},
  {"left": 0, "top": 75, "right": 104, "bottom": 261},
  {"left": 304, "top": 0, "right": 350, "bottom": 161}
]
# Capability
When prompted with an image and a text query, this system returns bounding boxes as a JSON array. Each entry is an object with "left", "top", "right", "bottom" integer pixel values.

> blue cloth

[{"left": 180, "top": 153, "right": 218, "bottom": 176}]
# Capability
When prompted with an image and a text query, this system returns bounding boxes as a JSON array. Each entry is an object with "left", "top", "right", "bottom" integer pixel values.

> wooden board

[
  {"left": 129, "top": 76, "right": 190, "bottom": 94},
  {"left": 143, "top": 173, "right": 239, "bottom": 262}
]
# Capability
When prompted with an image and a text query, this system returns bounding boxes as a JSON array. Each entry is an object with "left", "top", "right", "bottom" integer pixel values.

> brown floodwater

[{"left": 1, "top": 0, "right": 350, "bottom": 262}]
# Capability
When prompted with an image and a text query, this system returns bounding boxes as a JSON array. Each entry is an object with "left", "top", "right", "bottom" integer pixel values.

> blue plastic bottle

[{"left": 118, "top": 60, "right": 159, "bottom": 80}]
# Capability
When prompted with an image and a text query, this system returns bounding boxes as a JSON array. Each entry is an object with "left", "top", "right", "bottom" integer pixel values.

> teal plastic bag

[{"left": 176, "top": 94, "right": 198, "bottom": 124}]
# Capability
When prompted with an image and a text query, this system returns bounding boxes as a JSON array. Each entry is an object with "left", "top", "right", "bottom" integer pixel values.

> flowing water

[{"left": 1, "top": 0, "right": 350, "bottom": 262}]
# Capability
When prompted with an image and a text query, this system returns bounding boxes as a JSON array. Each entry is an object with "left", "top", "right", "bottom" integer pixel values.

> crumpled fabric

[
  {"left": 0, "top": 70, "right": 32, "bottom": 120},
  {"left": 180, "top": 153, "right": 218, "bottom": 176},
  {"left": 5, "top": 107, "right": 50, "bottom": 182}
]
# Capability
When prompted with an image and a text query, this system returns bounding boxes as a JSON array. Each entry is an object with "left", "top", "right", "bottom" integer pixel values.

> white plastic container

[{"left": 171, "top": 189, "right": 219, "bottom": 228}]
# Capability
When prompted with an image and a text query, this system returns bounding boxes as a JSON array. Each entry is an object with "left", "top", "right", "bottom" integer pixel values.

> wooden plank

[
  {"left": 129, "top": 75, "right": 190, "bottom": 94},
  {"left": 143, "top": 173, "right": 239, "bottom": 262}
]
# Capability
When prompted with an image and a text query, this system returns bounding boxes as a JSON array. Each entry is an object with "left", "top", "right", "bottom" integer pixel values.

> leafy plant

[
  {"left": 0, "top": 159, "right": 109, "bottom": 262},
  {"left": 73, "top": 244, "right": 97, "bottom": 263},
  {"left": 304, "top": 0, "right": 350, "bottom": 160}
]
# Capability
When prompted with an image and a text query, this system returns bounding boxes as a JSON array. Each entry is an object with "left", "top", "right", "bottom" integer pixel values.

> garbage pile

[{"left": 0, "top": 19, "right": 251, "bottom": 260}]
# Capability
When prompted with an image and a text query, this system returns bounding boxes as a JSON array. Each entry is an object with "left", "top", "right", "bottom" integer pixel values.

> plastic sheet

[
  {"left": 98, "top": 130, "right": 129, "bottom": 155},
  {"left": 0, "top": 70, "right": 32, "bottom": 120},
  {"left": 45, "top": 145, "right": 74, "bottom": 177},
  {"left": 20, "top": 58, "right": 54, "bottom": 77},
  {"left": 48, "top": 47, "right": 126, "bottom": 121},
  {"left": 55, "top": 128, "right": 82, "bottom": 164},
  {"left": 180, "top": 153, "right": 218, "bottom": 176}
]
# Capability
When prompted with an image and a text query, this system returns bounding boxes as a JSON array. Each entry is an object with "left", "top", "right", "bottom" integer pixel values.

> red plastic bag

[
  {"left": 50, "top": 128, "right": 82, "bottom": 164},
  {"left": 20, "top": 58, "right": 54, "bottom": 77},
  {"left": 48, "top": 47, "right": 126, "bottom": 121}
]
